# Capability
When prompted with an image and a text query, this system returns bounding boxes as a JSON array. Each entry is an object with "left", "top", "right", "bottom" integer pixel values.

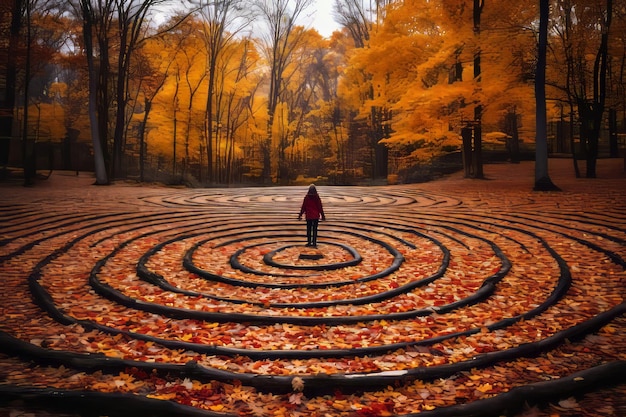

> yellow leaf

[
  {"left": 601, "top": 325, "right": 617, "bottom": 334},
  {"left": 476, "top": 383, "right": 493, "bottom": 393},
  {"left": 332, "top": 400, "right": 351, "bottom": 411},
  {"left": 147, "top": 393, "right": 177, "bottom": 400}
]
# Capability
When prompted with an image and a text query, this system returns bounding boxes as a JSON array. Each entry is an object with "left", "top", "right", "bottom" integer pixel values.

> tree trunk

[
  {"left": 139, "top": 99, "right": 151, "bottom": 182},
  {"left": 96, "top": 29, "right": 111, "bottom": 180},
  {"left": 82, "top": 3, "right": 108, "bottom": 185},
  {"left": 22, "top": 0, "right": 35, "bottom": 186},
  {"left": 473, "top": 106, "right": 483, "bottom": 178},
  {"left": 0, "top": 0, "right": 24, "bottom": 179},
  {"left": 112, "top": 62, "right": 127, "bottom": 179},
  {"left": 578, "top": 101, "right": 601, "bottom": 178},
  {"left": 534, "top": 0, "right": 559, "bottom": 191},
  {"left": 608, "top": 108, "right": 618, "bottom": 158},
  {"left": 568, "top": 104, "right": 580, "bottom": 178},
  {"left": 504, "top": 109, "right": 520, "bottom": 163},
  {"left": 173, "top": 106, "right": 177, "bottom": 178},
  {"left": 462, "top": 127, "right": 473, "bottom": 177},
  {"left": 582, "top": 0, "right": 612, "bottom": 178},
  {"left": 471, "top": 0, "right": 484, "bottom": 179},
  {"left": 205, "top": 80, "right": 214, "bottom": 184}
]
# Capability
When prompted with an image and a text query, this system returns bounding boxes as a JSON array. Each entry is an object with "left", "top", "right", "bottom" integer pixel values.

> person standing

[{"left": 298, "top": 184, "right": 325, "bottom": 247}]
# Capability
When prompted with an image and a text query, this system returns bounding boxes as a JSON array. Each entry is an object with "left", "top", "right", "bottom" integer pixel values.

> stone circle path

[{"left": 0, "top": 159, "right": 624, "bottom": 416}]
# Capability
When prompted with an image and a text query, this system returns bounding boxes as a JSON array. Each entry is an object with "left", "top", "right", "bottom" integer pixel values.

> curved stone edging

[
  {"left": 261, "top": 241, "right": 362, "bottom": 270},
  {"left": 407, "top": 360, "right": 626, "bottom": 417},
  {"left": 29, "top": 227, "right": 572, "bottom": 359},
  {"left": 1, "top": 303, "right": 623, "bottom": 393},
  {"left": 0, "top": 357, "right": 623, "bottom": 417},
  {"left": 0, "top": 386, "right": 235, "bottom": 417}
]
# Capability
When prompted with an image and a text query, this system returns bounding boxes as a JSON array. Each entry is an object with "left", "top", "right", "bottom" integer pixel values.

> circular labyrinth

[{"left": 1, "top": 183, "right": 625, "bottom": 416}]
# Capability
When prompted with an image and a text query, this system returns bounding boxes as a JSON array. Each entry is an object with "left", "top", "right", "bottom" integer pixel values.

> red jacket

[{"left": 299, "top": 194, "right": 325, "bottom": 220}]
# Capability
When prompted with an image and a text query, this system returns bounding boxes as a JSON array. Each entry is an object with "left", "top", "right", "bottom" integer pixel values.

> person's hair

[{"left": 308, "top": 184, "right": 317, "bottom": 195}]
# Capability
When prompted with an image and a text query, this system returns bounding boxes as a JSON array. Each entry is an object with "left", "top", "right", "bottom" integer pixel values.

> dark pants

[{"left": 306, "top": 219, "right": 319, "bottom": 246}]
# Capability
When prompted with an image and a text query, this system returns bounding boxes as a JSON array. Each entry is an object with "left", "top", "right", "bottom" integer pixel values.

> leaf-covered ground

[{"left": 0, "top": 159, "right": 624, "bottom": 417}]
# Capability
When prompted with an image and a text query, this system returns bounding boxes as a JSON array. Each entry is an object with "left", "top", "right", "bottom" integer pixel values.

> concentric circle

[
  {"left": 261, "top": 241, "right": 361, "bottom": 271},
  {"left": 1, "top": 173, "right": 625, "bottom": 416}
]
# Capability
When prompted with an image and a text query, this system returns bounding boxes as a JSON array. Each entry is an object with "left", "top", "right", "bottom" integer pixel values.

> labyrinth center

[{"left": 1, "top": 184, "right": 625, "bottom": 415}]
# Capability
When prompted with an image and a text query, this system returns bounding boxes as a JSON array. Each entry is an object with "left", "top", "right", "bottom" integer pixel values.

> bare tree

[
  {"left": 550, "top": 0, "right": 614, "bottom": 178},
  {"left": 332, "top": 0, "right": 370, "bottom": 48},
  {"left": 70, "top": 0, "right": 179, "bottom": 182}
]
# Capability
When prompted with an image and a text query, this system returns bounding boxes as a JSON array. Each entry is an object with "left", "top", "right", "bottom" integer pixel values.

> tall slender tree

[
  {"left": 21, "top": 0, "right": 34, "bottom": 185},
  {"left": 135, "top": 42, "right": 172, "bottom": 182},
  {"left": 196, "top": 0, "right": 251, "bottom": 183},
  {"left": 179, "top": 28, "right": 208, "bottom": 181},
  {"left": 534, "top": 0, "right": 559, "bottom": 190},
  {"left": 549, "top": 0, "right": 615, "bottom": 178},
  {"left": 218, "top": 38, "right": 258, "bottom": 184},
  {"left": 75, "top": 0, "right": 109, "bottom": 184},
  {"left": 112, "top": 0, "right": 167, "bottom": 179},
  {"left": 255, "top": 0, "right": 313, "bottom": 182},
  {"left": 334, "top": 0, "right": 390, "bottom": 180},
  {"left": 0, "top": 0, "right": 24, "bottom": 180}
]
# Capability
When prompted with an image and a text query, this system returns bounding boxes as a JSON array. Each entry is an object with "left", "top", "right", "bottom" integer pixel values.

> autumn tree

[
  {"left": 171, "top": 17, "right": 207, "bottom": 181},
  {"left": 214, "top": 38, "right": 260, "bottom": 184},
  {"left": 195, "top": 0, "right": 252, "bottom": 183},
  {"left": 268, "top": 28, "right": 331, "bottom": 183},
  {"left": 54, "top": 42, "right": 90, "bottom": 172},
  {"left": 69, "top": 0, "right": 177, "bottom": 183},
  {"left": 70, "top": 0, "right": 112, "bottom": 184},
  {"left": 341, "top": 0, "right": 545, "bottom": 183},
  {"left": 110, "top": 0, "right": 173, "bottom": 179},
  {"left": 343, "top": 0, "right": 463, "bottom": 179},
  {"left": 335, "top": 0, "right": 394, "bottom": 181},
  {"left": 133, "top": 39, "right": 173, "bottom": 182},
  {"left": 0, "top": 0, "right": 94, "bottom": 183},
  {"left": 295, "top": 33, "right": 349, "bottom": 181},
  {"left": 431, "top": 1, "right": 536, "bottom": 172},
  {"left": 255, "top": 0, "right": 313, "bottom": 182},
  {"left": 17, "top": 0, "right": 71, "bottom": 184},
  {"left": 139, "top": 14, "right": 209, "bottom": 183},
  {"left": 357, "top": 0, "right": 448, "bottom": 165}
]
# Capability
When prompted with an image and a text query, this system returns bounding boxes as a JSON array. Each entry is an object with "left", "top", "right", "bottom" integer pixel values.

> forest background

[{"left": 0, "top": 0, "right": 624, "bottom": 186}]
